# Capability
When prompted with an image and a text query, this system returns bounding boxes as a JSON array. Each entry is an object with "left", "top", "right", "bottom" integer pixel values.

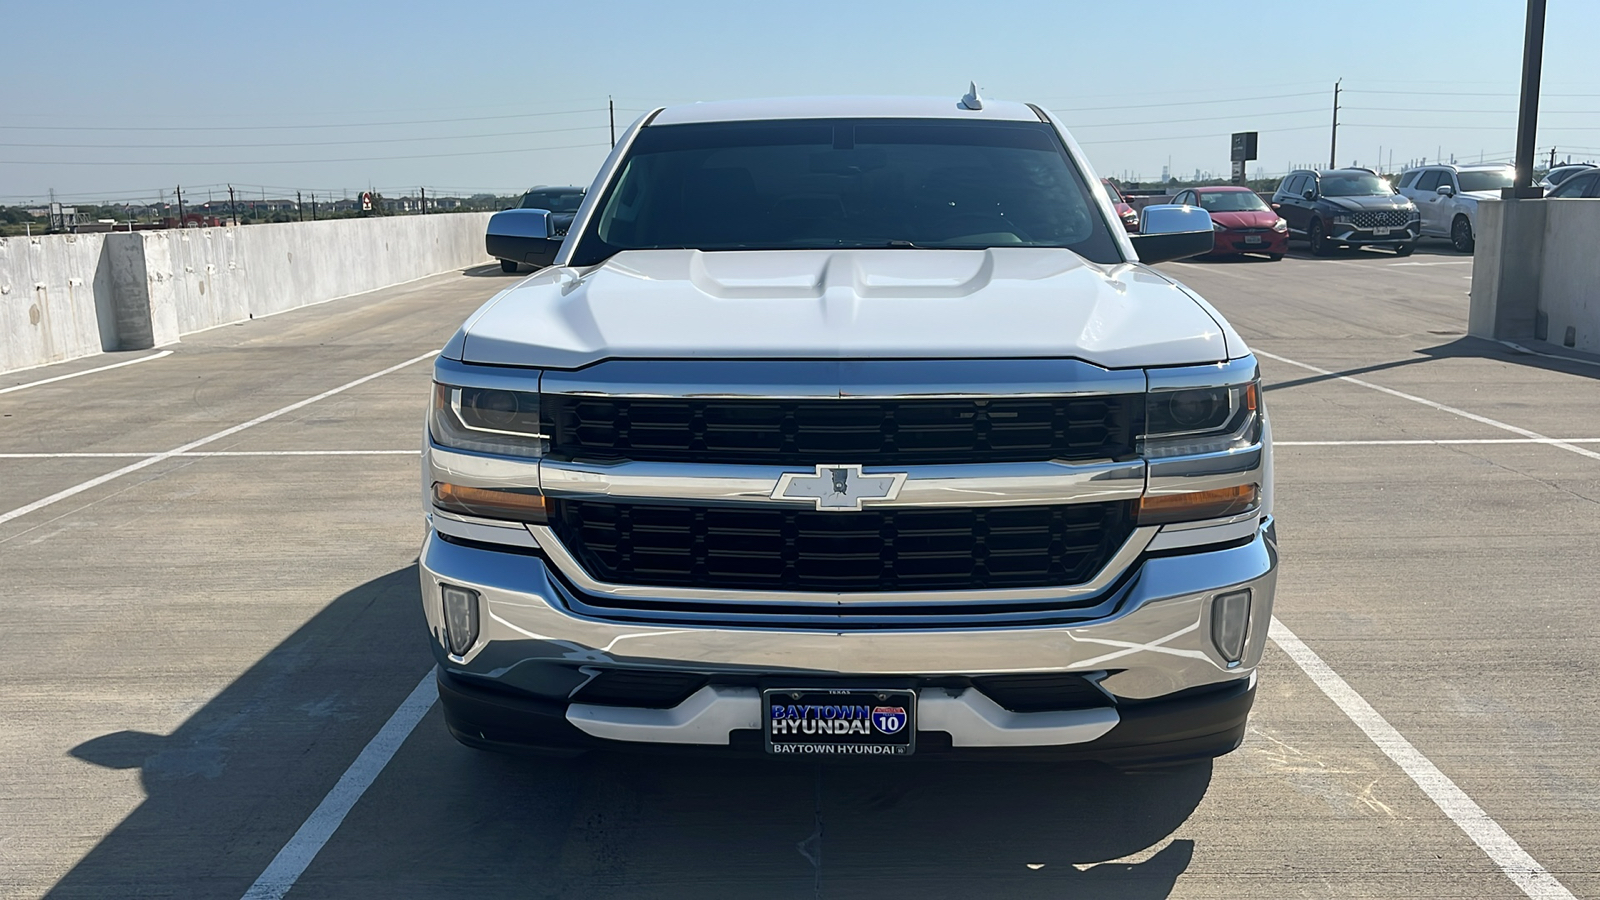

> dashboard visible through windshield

[{"left": 567, "top": 118, "right": 1120, "bottom": 265}]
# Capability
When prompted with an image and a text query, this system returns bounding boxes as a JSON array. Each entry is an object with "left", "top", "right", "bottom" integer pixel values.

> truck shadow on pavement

[
  {"left": 52, "top": 566, "right": 1209, "bottom": 900},
  {"left": 1265, "top": 335, "right": 1600, "bottom": 394}
]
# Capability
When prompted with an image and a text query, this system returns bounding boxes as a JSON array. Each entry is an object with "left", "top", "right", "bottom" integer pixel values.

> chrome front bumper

[{"left": 418, "top": 519, "right": 1276, "bottom": 750}]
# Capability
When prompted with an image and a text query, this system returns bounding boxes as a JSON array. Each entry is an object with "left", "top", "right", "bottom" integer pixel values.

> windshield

[
  {"left": 1102, "top": 180, "right": 1124, "bottom": 203},
  {"left": 569, "top": 118, "right": 1120, "bottom": 266},
  {"left": 1319, "top": 172, "right": 1393, "bottom": 197},
  {"left": 520, "top": 190, "right": 584, "bottom": 213},
  {"left": 1457, "top": 170, "right": 1515, "bottom": 193},
  {"left": 1195, "top": 191, "right": 1270, "bottom": 212}
]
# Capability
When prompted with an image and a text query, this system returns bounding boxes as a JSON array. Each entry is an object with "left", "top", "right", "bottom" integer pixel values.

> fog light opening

[
  {"left": 441, "top": 584, "right": 480, "bottom": 657},
  {"left": 1211, "top": 589, "right": 1252, "bottom": 665}
]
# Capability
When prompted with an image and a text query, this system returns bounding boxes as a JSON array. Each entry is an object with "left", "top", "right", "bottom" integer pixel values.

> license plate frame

[
  {"left": 764, "top": 688, "right": 917, "bottom": 757},
  {"left": 1244, "top": 235, "right": 1263, "bottom": 245},
  {"left": 1372, "top": 226, "right": 1392, "bottom": 236}
]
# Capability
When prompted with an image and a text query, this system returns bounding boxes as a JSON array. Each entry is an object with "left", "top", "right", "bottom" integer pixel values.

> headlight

[
  {"left": 1271, "top": 218, "right": 1288, "bottom": 233},
  {"left": 1140, "top": 380, "right": 1260, "bottom": 458},
  {"left": 1212, "top": 221, "right": 1227, "bottom": 232},
  {"left": 430, "top": 382, "right": 546, "bottom": 458}
]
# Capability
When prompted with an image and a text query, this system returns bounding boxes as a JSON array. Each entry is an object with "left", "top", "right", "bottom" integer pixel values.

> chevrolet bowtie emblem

[{"left": 770, "top": 464, "right": 908, "bottom": 512}]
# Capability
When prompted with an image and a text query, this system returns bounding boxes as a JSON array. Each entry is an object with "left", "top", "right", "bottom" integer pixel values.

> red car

[
  {"left": 1101, "top": 179, "right": 1139, "bottom": 233},
  {"left": 1170, "top": 186, "right": 1287, "bottom": 260}
]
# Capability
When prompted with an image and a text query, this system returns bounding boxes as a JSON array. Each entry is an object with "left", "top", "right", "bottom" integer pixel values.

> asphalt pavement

[{"left": 2, "top": 245, "right": 1597, "bottom": 899}]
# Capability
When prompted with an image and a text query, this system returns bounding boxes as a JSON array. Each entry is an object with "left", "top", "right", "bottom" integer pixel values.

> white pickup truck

[{"left": 420, "top": 91, "right": 1276, "bottom": 765}]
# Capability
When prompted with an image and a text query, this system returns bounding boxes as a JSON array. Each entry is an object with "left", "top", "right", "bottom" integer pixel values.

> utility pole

[
  {"left": 176, "top": 185, "right": 185, "bottom": 227},
  {"left": 1549, "top": 146, "right": 1557, "bottom": 170},
  {"left": 420, "top": 186, "right": 427, "bottom": 214},
  {"left": 1508, "top": 0, "right": 1546, "bottom": 197},
  {"left": 296, "top": 190, "right": 303, "bottom": 222},
  {"left": 311, "top": 192, "right": 318, "bottom": 220},
  {"left": 227, "top": 184, "right": 238, "bottom": 226},
  {"left": 1328, "top": 79, "right": 1341, "bottom": 170},
  {"left": 609, "top": 96, "right": 616, "bottom": 148}
]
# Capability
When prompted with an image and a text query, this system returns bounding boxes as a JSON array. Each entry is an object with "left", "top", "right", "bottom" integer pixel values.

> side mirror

[
  {"left": 1436, "top": 184, "right": 1455, "bottom": 197},
  {"left": 485, "top": 208, "right": 562, "bottom": 268},
  {"left": 1302, "top": 188, "right": 1316, "bottom": 200},
  {"left": 1129, "top": 204, "right": 1215, "bottom": 264}
]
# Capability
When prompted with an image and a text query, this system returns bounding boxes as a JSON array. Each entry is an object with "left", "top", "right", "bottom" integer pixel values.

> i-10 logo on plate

[{"left": 871, "top": 706, "right": 907, "bottom": 735}]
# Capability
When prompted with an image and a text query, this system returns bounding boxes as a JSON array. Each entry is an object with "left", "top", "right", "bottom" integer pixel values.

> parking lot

[{"left": 3, "top": 245, "right": 1598, "bottom": 899}]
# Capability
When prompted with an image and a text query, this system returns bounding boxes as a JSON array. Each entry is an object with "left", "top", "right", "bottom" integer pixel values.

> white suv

[{"left": 1396, "top": 164, "right": 1515, "bottom": 253}]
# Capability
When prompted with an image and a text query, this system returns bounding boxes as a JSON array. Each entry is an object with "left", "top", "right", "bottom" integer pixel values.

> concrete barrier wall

[
  {"left": 0, "top": 232, "right": 120, "bottom": 373},
  {"left": 1537, "top": 200, "right": 1600, "bottom": 353},
  {"left": 1, "top": 212, "right": 493, "bottom": 374},
  {"left": 1469, "top": 198, "right": 1600, "bottom": 353}
]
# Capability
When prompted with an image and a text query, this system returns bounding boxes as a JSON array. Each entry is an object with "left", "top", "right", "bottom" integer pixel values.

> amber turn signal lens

[
  {"left": 433, "top": 482, "right": 547, "bottom": 523},
  {"left": 1138, "top": 484, "right": 1258, "bottom": 525},
  {"left": 1245, "top": 382, "right": 1258, "bottom": 411}
]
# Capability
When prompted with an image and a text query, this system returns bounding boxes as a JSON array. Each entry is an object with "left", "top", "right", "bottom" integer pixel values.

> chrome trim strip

[
  {"left": 537, "top": 457, "right": 1145, "bottom": 509},
  {"left": 1147, "top": 442, "right": 1264, "bottom": 498},
  {"left": 1145, "top": 513, "right": 1262, "bottom": 552},
  {"left": 562, "top": 685, "right": 1119, "bottom": 747},
  {"left": 1146, "top": 354, "right": 1258, "bottom": 392},
  {"left": 920, "top": 688, "right": 1119, "bottom": 747},
  {"left": 540, "top": 358, "right": 1146, "bottom": 400},
  {"left": 426, "top": 442, "right": 541, "bottom": 489},
  {"left": 526, "top": 523, "right": 1159, "bottom": 605},
  {"left": 566, "top": 685, "right": 758, "bottom": 745},
  {"left": 429, "top": 512, "right": 540, "bottom": 549}
]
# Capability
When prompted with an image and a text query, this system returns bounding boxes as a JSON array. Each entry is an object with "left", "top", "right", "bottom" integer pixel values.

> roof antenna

[{"left": 959, "top": 81, "right": 984, "bottom": 111}]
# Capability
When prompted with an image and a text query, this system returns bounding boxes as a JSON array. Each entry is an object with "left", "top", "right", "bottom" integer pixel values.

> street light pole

[{"left": 1508, "top": 0, "right": 1546, "bottom": 198}]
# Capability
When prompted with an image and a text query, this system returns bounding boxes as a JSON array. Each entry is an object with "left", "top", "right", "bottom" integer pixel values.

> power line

[
  {"left": 1066, "top": 108, "right": 1325, "bottom": 129},
  {"left": 1077, "top": 124, "right": 1326, "bottom": 146},
  {"left": 0, "top": 107, "right": 606, "bottom": 133},
  {"left": 0, "top": 140, "right": 612, "bottom": 167},
  {"left": 1346, "top": 89, "right": 1600, "bottom": 97},
  {"left": 0, "top": 124, "right": 609, "bottom": 150},
  {"left": 1044, "top": 90, "right": 1325, "bottom": 113}
]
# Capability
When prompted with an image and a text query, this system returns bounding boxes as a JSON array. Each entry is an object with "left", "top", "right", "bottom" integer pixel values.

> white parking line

[
  {"left": 0, "top": 351, "right": 435, "bottom": 528},
  {"left": 0, "top": 350, "right": 173, "bottom": 395},
  {"left": 1256, "top": 349, "right": 1600, "bottom": 462},
  {"left": 241, "top": 671, "right": 438, "bottom": 900},
  {"left": 1270, "top": 618, "right": 1576, "bottom": 900},
  {"left": 0, "top": 450, "right": 418, "bottom": 459},
  {"left": 1389, "top": 260, "right": 1473, "bottom": 267},
  {"left": 1276, "top": 438, "right": 1600, "bottom": 446}
]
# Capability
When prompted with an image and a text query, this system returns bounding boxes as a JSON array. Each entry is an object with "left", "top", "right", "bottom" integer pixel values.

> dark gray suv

[{"left": 1270, "top": 168, "right": 1420, "bottom": 256}]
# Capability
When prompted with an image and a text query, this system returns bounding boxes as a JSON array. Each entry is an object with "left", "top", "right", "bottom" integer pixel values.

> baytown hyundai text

[{"left": 420, "top": 93, "right": 1276, "bottom": 764}]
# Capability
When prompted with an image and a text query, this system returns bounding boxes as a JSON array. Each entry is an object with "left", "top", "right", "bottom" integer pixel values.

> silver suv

[
  {"left": 1396, "top": 164, "right": 1515, "bottom": 252},
  {"left": 419, "top": 93, "right": 1277, "bottom": 765}
]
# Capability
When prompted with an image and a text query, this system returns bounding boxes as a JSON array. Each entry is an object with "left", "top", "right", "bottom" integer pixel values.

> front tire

[
  {"left": 499, "top": 259, "right": 518, "bottom": 274},
  {"left": 1309, "top": 219, "right": 1332, "bottom": 256},
  {"left": 1451, "top": 216, "right": 1475, "bottom": 253}
]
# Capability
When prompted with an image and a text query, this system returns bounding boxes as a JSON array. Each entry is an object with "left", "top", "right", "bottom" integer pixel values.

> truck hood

[{"left": 457, "top": 248, "right": 1236, "bottom": 370}]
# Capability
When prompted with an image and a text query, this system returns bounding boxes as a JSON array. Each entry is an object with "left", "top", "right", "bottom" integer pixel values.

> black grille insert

[
  {"left": 972, "top": 673, "right": 1113, "bottom": 712},
  {"left": 571, "top": 669, "right": 707, "bottom": 709},
  {"left": 543, "top": 395, "right": 1138, "bottom": 466},
  {"left": 549, "top": 500, "right": 1137, "bottom": 593}
]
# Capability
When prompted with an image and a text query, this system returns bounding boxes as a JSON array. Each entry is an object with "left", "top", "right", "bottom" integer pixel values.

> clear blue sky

[{"left": 2, "top": 0, "right": 1597, "bottom": 204}]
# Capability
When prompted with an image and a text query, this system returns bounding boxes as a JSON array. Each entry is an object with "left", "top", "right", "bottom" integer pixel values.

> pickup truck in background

[{"left": 422, "top": 90, "right": 1275, "bottom": 766}]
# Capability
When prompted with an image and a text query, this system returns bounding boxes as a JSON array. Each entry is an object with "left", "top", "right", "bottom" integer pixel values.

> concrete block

[{"left": 1467, "top": 199, "right": 1546, "bottom": 341}]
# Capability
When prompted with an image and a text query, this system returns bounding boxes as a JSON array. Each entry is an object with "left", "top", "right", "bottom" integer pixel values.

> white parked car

[
  {"left": 1396, "top": 164, "right": 1515, "bottom": 253},
  {"left": 1539, "top": 163, "right": 1595, "bottom": 192},
  {"left": 420, "top": 91, "right": 1275, "bottom": 765}
]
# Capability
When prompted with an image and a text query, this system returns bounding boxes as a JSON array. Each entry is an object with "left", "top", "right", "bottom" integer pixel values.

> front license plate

[
  {"left": 765, "top": 688, "right": 916, "bottom": 756},
  {"left": 1372, "top": 226, "right": 1391, "bottom": 236},
  {"left": 1244, "top": 235, "right": 1263, "bottom": 244}
]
